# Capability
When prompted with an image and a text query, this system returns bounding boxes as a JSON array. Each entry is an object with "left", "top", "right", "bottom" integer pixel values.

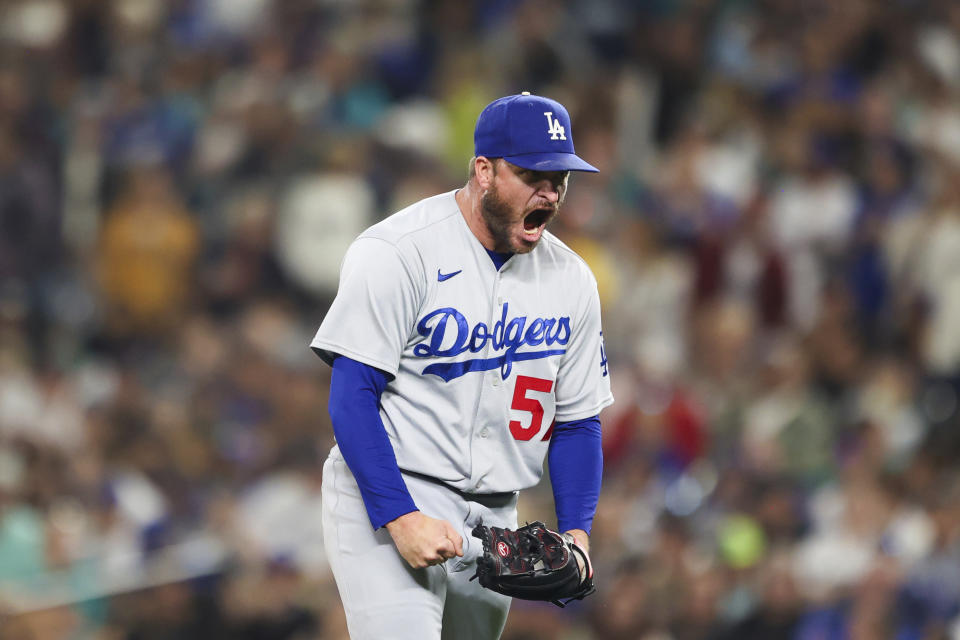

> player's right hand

[{"left": 385, "top": 511, "right": 464, "bottom": 569}]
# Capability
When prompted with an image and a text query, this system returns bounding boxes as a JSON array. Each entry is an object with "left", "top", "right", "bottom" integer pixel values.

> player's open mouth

[{"left": 522, "top": 208, "right": 554, "bottom": 237}]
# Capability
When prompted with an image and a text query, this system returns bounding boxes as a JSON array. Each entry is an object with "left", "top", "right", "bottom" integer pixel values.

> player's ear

[{"left": 475, "top": 156, "right": 496, "bottom": 189}]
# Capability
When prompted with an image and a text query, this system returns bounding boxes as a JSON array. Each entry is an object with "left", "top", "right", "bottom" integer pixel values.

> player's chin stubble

[{"left": 481, "top": 185, "right": 549, "bottom": 254}]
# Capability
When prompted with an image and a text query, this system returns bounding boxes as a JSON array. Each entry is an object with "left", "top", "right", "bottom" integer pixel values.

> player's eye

[
  {"left": 538, "top": 171, "right": 568, "bottom": 191},
  {"left": 522, "top": 170, "right": 562, "bottom": 184}
]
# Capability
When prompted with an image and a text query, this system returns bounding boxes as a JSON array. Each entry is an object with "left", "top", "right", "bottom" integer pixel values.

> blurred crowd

[{"left": 2, "top": 0, "right": 960, "bottom": 638}]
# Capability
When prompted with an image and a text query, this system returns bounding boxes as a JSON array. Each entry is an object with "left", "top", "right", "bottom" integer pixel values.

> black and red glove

[{"left": 470, "top": 521, "right": 595, "bottom": 608}]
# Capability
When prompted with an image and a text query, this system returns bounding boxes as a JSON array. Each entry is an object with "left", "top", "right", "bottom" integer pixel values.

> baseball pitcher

[{"left": 311, "top": 92, "right": 613, "bottom": 639}]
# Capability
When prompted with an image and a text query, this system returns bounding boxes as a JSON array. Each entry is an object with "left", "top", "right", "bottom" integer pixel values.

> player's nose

[{"left": 536, "top": 182, "right": 561, "bottom": 204}]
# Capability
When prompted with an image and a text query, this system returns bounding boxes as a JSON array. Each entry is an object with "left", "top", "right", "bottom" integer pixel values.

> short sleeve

[
  {"left": 553, "top": 272, "right": 614, "bottom": 421},
  {"left": 310, "top": 237, "right": 423, "bottom": 377}
]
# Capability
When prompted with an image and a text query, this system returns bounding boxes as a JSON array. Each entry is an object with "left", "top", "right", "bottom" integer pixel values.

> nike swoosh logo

[{"left": 437, "top": 269, "right": 462, "bottom": 282}]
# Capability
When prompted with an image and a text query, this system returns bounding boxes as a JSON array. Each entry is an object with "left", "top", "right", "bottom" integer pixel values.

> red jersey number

[{"left": 508, "top": 375, "right": 554, "bottom": 441}]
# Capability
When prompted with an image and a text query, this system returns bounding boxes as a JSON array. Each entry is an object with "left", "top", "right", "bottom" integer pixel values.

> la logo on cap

[
  {"left": 518, "top": 91, "right": 567, "bottom": 141},
  {"left": 544, "top": 112, "right": 566, "bottom": 140}
]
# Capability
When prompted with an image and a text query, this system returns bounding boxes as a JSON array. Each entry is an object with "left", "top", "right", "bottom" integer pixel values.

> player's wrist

[
  {"left": 384, "top": 509, "right": 421, "bottom": 532},
  {"left": 563, "top": 528, "right": 589, "bottom": 552}
]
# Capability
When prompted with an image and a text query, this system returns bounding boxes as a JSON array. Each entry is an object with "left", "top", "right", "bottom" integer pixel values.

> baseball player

[{"left": 311, "top": 92, "right": 613, "bottom": 639}]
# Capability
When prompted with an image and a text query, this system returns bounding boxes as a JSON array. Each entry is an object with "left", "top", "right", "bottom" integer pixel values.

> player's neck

[{"left": 455, "top": 183, "right": 498, "bottom": 252}]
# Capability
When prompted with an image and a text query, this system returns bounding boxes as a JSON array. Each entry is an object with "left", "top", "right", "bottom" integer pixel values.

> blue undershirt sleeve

[
  {"left": 548, "top": 415, "right": 603, "bottom": 534},
  {"left": 328, "top": 356, "right": 418, "bottom": 529}
]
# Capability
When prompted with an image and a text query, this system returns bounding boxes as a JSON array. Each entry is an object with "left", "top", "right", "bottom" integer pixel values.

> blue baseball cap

[{"left": 474, "top": 92, "right": 599, "bottom": 173}]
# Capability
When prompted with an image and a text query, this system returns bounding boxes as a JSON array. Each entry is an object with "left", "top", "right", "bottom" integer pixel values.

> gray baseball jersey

[{"left": 311, "top": 190, "right": 613, "bottom": 494}]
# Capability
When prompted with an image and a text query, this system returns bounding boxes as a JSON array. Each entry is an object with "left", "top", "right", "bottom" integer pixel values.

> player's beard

[{"left": 481, "top": 183, "right": 556, "bottom": 254}]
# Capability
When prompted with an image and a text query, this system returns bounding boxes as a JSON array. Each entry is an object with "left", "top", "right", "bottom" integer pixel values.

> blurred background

[{"left": 1, "top": 0, "right": 960, "bottom": 638}]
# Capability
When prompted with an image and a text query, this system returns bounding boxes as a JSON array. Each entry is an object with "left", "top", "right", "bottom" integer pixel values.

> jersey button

[{"left": 479, "top": 428, "right": 489, "bottom": 438}]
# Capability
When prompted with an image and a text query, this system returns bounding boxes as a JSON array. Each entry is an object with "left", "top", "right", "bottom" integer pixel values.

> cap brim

[{"left": 503, "top": 152, "right": 599, "bottom": 173}]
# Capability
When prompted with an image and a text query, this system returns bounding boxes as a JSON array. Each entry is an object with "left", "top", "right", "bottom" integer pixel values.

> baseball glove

[{"left": 470, "top": 521, "right": 595, "bottom": 607}]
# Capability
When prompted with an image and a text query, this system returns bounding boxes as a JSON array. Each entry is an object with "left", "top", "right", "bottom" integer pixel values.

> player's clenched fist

[{"left": 385, "top": 511, "right": 464, "bottom": 569}]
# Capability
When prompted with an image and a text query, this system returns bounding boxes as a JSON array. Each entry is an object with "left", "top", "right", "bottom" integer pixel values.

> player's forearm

[
  {"left": 548, "top": 416, "right": 603, "bottom": 534},
  {"left": 329, "top": 357, "right": 418, "bottom": 529}
]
